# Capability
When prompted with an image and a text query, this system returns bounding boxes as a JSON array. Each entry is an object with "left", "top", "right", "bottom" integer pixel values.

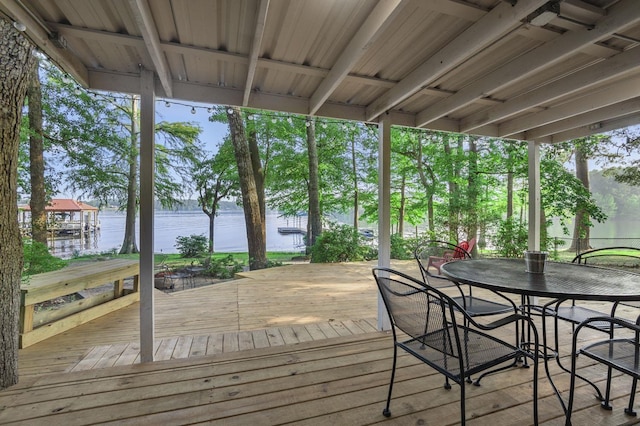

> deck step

[{"left": 67, "top": 318, "right": 379, "bottom": 372}]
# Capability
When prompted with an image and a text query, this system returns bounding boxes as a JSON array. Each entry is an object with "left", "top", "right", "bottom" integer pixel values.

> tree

[
  {"left": 192, "top": 139, "right": 239, "bottom": 253},
  {"left": 27, "top": 57, "right": 47, "bottom": 245},
  {"left": 550, "top": 135, "right": 611, "bottom": 251},
  {"left": 1, "top": 17, "right": 35, "bottom": 389},
  {"left": 306, "top": 118, "right": 322, "bottom": 251},
  {"left": 226, "top": 107, "right": 267, "bottom": 269},
  {"left": 610, "top": 127, "right": 640, "bottom": 186},
  {"left": 40, "top": 69, "right": 201, "bottom": 253}
]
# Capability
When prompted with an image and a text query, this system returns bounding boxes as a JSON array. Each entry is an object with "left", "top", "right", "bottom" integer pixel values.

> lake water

[{"left": 49, "top": 210, "right": 308, "bottom": 258}]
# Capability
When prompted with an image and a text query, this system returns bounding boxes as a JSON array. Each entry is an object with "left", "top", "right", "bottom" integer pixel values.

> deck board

[
  {"left": 7, "top": 260, "right": 640, "bottom": 425},
  {"left": 3, "top": 332, "right": 638, "bottom": 425}
]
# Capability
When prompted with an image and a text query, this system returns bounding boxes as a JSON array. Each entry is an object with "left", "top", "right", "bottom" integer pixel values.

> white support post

[
  {"left": 377, "top": 116, "right": 391, "bottom": 331},
  {"left": 139, "top": 68, "right": 155, "bottom": 362},
  {"left": 527, "top": 140, "right": 541, "bottom": 251}
]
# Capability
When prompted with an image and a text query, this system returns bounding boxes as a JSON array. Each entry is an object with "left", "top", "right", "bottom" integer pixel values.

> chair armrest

[{"left": 577, "top": 315, "right": 640, "bottom": 335}]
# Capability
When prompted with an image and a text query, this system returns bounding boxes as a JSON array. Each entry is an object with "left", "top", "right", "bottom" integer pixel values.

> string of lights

[
  {"left": 70, "top": 83, "right": 365, "bottom": 130},
  {"left": 157, "top": 98, "right": 364, "bottom": 130}
]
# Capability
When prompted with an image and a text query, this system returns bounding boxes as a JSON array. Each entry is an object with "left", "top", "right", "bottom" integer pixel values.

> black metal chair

[
  {"left": 566, "top": 314, "right": 640, "bottom": 424},
  {"left": 372, "top": 267, "right": 539, "bottom": 425},
  {"left": 544, "top": 250, "right": 640, "bottom": 405},
  {"left": 415, "top": 240, "right": 514, "bottom": 317},
  {"left": 551, "top": 248, "right": 640, "bottom": 331}
]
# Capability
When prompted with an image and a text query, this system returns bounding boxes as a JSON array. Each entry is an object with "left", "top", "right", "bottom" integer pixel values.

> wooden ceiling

[{"left": 2, "top": 0, "right": 639, "bottom": 142}]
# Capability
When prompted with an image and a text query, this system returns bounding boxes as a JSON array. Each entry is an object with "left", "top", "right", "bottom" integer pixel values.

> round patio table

[
  {"left": 441, "top": 258, "right": 640, "bottom": 419},
  {"left": 441, "top": 258, "right": 640, "bottom": 302}
]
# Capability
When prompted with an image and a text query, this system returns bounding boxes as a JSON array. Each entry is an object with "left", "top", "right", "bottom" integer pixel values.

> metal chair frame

[
  {"left": 373, "top": 267, "right": 539, "bottom": 425},
  {"left": 566, "top": 315, "right": 640, "bottom": 424},
  {"left": 545, "top": 250, "right": 640, "bottom": 403},
  {"left": 415, "top": 240, "right": 514, "bottom": 318}
]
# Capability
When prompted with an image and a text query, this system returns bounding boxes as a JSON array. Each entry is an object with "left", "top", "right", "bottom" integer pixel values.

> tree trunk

[
  {"left": 227, "top": 107, "right": 266, "bottom": 270},
  {"left": 28, "top": 58, "right": 47, "bottom": 245},
  {"left": 506, "top": 153, "right": 514, "bottom": 220},
  {"left": 207, "top": 211, "right": 215, "bottom": 253},
  {"left": 467, "top": 138, "right": 479, "bottom": 255},
  {"left": 398, "top": 174, "right": 406, "bottom": 236},
  {"left": 120, "top": 96, "right": 139, "bottom": 254},
  {"left": 247, "top": 126, "right": 265, "bottom": 228},
  {"left": 306, "top": 118, "right": 322, "bottom": 252},
  {"left": 444, "top": 140, "right": 458, "bottom": 241},
  {"left": 427, "top": 196, "right": 434, "bottom": 236},
  {"left": 570, "top": 148, "right": 591, "bottom": 252},
  {"left": 351, "top": 138, "right": 359, "bottom": 230},
  {"left": 1, "top": 17, "right": 34, "bottom": 389}
]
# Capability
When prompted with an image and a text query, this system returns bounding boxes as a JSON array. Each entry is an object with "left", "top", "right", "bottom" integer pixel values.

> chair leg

[
  {"left": 566, "top": 346, "right": 579, "bottom": 426},
  {"left": 460, "top": 380, "right": 466, "bottom": 426},
  {"left": 600, "top": 366, "right": 613, "bottom": 411},
  {"left": 625, "top": 378, "right": 638, "bottom": 416},
  {"left": 383, "top": 344, "right": 398, "bottom": 417},
  {"left": 551, "top": 312, "right": 605, "bottom": 402}
]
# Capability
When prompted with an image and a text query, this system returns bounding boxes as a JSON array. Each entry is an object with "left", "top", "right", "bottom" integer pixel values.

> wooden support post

[
  {"left": 114, "top": 279, "right": 124, "bottom": 298},
  {"left": 377, "top": 115, "right": 392, "bottom": 331},
  {"left": 528, "top": 141, "right": 541, "bottom": 251},
  {"left": 139, "top": 68, "right": 156, "bottom": 363},
  {"left": 133, "top": 274, "right": 140, "bottom": 293},
  {"left": 20, "top": 303, "right": 34, "bottom": 333}
]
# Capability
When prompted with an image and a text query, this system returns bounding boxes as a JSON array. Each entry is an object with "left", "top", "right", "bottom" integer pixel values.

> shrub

[
  {"left": 175, "top": 234, "right": 208, "bottom": 258},
  {"left": 390, "top": 233, "right": 413, "bottom": 260},
  {"left": 203, "top": 254, "right": 244, "bottom": 279},
  {"left": 495, "top": 218, "right": 528, "bottom": 258},
  {"left": 22, "top": 239, "right": 66, "bottom": 278},
  {"left": 310, "top": 224, "right": 376, "bottom": 263}
]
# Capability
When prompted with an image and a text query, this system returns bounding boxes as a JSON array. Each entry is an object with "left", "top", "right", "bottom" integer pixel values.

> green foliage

[
  {"left": 495, "top": 218, "right": 528, "bottom": 258},
  {"left": 175, "top": 234, "right": 208, "bottom": 258},
  {"left": 390, "top": 234, "right": 424, "bottom": 260},
  {"left": 310, "top": 224, "right": 376, "bottom": 263},
  {"left": 390, "top": 233, "right": 412, "bottom": 260},
  {"left": 22, "top": 239, "right": 66, "bottom": 278},
  {"left": 265, "top": 259, "right": 284, "bottom": 268},
  {"left": 201, "top": 254, "right": 244, "bottom": 279}
]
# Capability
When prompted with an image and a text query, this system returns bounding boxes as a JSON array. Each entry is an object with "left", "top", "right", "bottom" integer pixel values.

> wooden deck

[
  {"left": 6, "top": 260, "right": 640, "bottom": 425},
  {"left": 17, "top": 260, "right": 384, "bottom": 377}
]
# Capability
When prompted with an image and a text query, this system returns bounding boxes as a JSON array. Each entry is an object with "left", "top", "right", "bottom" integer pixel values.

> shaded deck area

[{"left": 5, "top": 261, "right": 640, "bottom": 425}]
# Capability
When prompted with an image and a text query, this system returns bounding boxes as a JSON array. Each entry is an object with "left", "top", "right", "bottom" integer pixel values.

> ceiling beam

[
  {"left": 0, "top": 0, "right": 89, "bottom": 85},
  {"left": 129, "top": 0, "right": 173, "bottom": 97},
  {"left": 416, "top": 0, "right": 640, "bottom": 128},
  {"left": 52, "top": 21, "right": 620, "bottom": 99},
  {"left": 364, "top": 0, "right": 547, "bottom": 121},
  {"left": 461, "top": 45, "right": 640, "bottom": 133},
  {"left": 543, "top": 113, "right": 640, "bottom": 144},
  {"left": 499, "top": 74, "right": 640, "bottom": 136},
  {"left": 308, "top": 0, "right": 403, "bottom": 115},
  {"left": 243, "top": 0, "right": 269, "bottom": 106},
  {"left": 525, "top": 97, "right": 640, "bottom": 140}
]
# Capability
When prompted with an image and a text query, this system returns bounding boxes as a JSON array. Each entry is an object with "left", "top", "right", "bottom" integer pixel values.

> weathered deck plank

[
  {"left": 8, "top": 260, "right": 640, "bottom": 425},
  {"left": 3, "top": 332, "right": 636, "bottom": 425}
]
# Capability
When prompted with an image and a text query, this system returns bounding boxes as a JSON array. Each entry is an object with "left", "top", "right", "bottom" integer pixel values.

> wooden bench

[{"left": 20, "top": 259, "right": 140, "bottom": 348}]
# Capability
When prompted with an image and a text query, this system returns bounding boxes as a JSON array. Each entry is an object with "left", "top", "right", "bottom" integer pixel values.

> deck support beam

[
  {"left": 528, "top": 141, "right": 541, "bottom": 251},
  {"left": 139, "top": 68, "right": 155, "bottom": 362},
  {"left": 377, "top": 116, "right": 391, "bottom": 331}
]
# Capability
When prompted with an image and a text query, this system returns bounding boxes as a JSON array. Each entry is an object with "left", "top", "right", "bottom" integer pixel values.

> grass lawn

[{"left": 71, "top": 251, "right": 308, "bottom": 269}]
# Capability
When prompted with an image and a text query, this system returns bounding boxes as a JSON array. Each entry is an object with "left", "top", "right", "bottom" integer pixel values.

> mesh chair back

[{"left": 373, "top": 269, "right": 460, "bottom": 358}]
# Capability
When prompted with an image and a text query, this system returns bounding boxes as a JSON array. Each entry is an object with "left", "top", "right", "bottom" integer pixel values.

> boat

[{"left": 277, "top": 227, "right": 306, "bottom": 235}]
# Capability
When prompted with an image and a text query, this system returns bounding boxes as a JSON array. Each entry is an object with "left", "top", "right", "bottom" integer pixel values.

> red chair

[{"left": 422, "top": 238, "right": 476, "bottom": 275}]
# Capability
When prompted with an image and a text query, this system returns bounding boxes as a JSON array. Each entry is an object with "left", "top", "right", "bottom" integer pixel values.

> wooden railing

[{"left": 20, "top": 259, "right": 139, "bottom": 348}]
